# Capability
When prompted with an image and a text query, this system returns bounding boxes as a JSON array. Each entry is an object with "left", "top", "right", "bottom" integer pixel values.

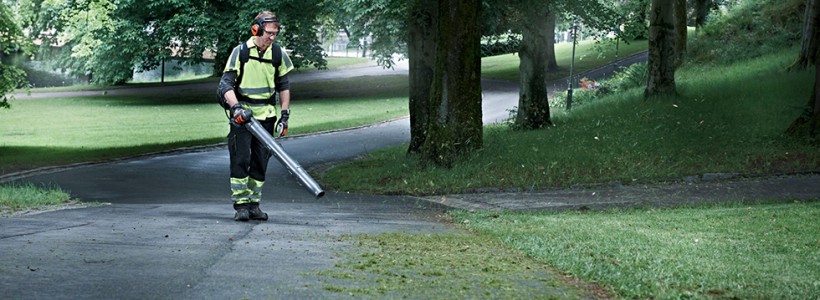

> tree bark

[
  {"left": 421, "top": 0, "right": 482, "bottom": 167},
  {"left": 674, "top": 0, "right": 687, "bottom": 68},
  {"left": 407, "top": 0, "right": 438, "bottom": 154},
  {"left": 516, "top": 5, "right": 553, "bottom": 130},
  {"left": 645, "top": 0, "right": 677, "bottom": 98},
  {"left": 544, "top": 11, "right": 559, "bottom": 72},
  {"left": 786, "top": 52, "right": 820, "bottom": 138},
  {"left": 694, "top": 0, "right": 710, "bottom": 32},
  {"left": 790, "top": 0, "right": 819, "bottom": 70}
]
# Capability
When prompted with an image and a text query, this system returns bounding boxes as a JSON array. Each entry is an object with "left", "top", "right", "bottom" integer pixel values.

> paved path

[
  {"left": 417, "top": 174, "right": 820, "bottom": 211},
  {"left": 11, "top": 60, "right": 411, "bottom": 100}
]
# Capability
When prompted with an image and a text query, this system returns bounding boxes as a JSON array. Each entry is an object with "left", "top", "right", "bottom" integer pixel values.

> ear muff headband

[{"left": 251, "top": 17, "right": 280, "bottom": 36}]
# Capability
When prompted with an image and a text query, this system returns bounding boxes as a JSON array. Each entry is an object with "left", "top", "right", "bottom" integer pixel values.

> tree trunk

[
  {"left": 790, "top": 0, "right": 819, "bottom": 70},
  {"left": 645, "top": 0, "right": 677, "bottom": 98},
  {"left": 544, "top": 11, "right": 559, "bottom": 72},
  {"left": 407, "top": 0, "right": 438, "bottom": 154},
  {"left": 516, "top": 5, "right": 553, "bottom": 130},
  {"left": 674, "top": 0, "right": 687, "bottom": 68},
  {"left": 786, "top": 52, "right": 820, "bottom": 138},
  {"left": 694, "top": 0, "right": 710, "bottom": 32},
  {"left": 421, "top": 0, "right": 482, "bottom": 167}
]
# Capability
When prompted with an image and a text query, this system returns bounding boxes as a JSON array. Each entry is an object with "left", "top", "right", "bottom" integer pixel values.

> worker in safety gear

[{"left": 217, "top": 11, "right": 294, "bottom": 222}]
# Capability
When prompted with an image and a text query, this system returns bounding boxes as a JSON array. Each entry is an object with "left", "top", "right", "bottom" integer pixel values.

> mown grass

[
  {"left": 451, "top": 201, "right": 820, "bottom": 299},
  {"left": 481, "top": 39, "right": 648, "bottom": 81},
  {"left": 313, "top": 231, "right": 593, "bottom": 299},
  {"left": 0, "top": 76, "right": 409, "bottom": 176},
  {"left": 321, "top": 48, "right": 819, "bottom": 195}
]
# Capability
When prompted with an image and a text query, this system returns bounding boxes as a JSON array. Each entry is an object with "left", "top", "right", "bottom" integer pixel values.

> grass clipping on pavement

[{"left": 313, "top": 231, "right": 597, "bottom": 299}]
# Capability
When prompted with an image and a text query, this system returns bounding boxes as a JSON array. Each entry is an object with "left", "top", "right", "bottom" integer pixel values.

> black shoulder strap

[
  {"left": 271, "top": 44, "right": 282, "bottom": 82},
  {"left": 236, "top": 43, "right": 250, "bottom": 89}
]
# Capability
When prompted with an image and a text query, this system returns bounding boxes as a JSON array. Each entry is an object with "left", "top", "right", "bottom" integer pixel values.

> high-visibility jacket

[{"left": 223, "top": 37, "right": 294, "bottom": 120}]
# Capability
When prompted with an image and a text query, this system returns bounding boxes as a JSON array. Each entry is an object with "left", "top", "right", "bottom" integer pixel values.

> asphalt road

[{"left": 1, "top": 54, "right": 650, "bottom": 299}]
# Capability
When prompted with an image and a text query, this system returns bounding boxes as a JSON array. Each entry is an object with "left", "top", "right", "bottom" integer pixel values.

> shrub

[
  {"left": 481, "top": 34, "right": 520, "bottom": 57},
  {"left": 689, "top": 0, "right": 804, "bottom": 64}
]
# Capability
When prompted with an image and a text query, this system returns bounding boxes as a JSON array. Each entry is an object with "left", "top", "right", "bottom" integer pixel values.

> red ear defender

[
  {"left": 251, "top": 18, "right": 263, "bottom": 36},
  {"left": 251, "top": 23, "right": 260, "bottom": 36},
  {"left": 251, "top": 17, "right": 279, "bottom": 37}
]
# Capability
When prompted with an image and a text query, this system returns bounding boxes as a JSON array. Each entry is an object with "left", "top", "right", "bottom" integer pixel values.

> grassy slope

[{"left": 322, "top": 49, "right": 818, "bottom": 195}]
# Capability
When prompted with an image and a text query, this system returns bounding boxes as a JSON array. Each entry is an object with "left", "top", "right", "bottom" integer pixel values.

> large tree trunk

[
  {"left": 421, "top": 0, "right": 482, "bottom": 167},
  {"left": 786, "top": 1, "right": 820, "bottom": 138},
  {"left": 407, "top": 0, "right": 438, "bottom": 154},
  {"left": 790, "top": 0, "right": 819, "bottom": 70},
  {"left": 786, "top": 52, "right": 820, "bottom": 138},
  {"left": 516, "top": 5, "right": 553, "bottom": 130},
  {"left": 674, "top": 0, "right": 687, "bottom": 68},
  {"left": 645, "top": 0, "right": 677, "bottom": 98},
  {"left": 694, "top": 0, "right": 711, "bottom": 32},
  {"left": 544, "top": 11, "right": 559, "bottom": 72}
]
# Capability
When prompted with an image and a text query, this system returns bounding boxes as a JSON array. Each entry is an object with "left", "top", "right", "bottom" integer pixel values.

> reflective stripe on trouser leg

[
  {"left": 231, "top": 177, "right": 252, "bottom": 204},
  {"left": 248, "top": 178, "right": 264, "bottom": 204}
]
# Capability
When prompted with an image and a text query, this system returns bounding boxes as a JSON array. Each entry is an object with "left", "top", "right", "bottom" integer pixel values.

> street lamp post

[{"left": 566, "top": 18, "right": 578, "bottom": 111}]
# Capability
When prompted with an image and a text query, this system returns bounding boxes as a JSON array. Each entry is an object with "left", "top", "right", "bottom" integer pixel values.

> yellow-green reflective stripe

[
  {"left": 249, "top": 178, "right": 263, "bottom": 197},
  {"left": 234, "top": 198, "right": 253, "bottom": 204},
  {"left": 249, "top": 178, "right": 265, "bottom": 187},
  {"left": 241, "top": 87, "right": 275, "bottom": 95},
  {"left": 231, "top": 177, "right": 251, "bottom": 203},
  {"left": 231, "top": 177, "right": 249, "bottom": 184}
]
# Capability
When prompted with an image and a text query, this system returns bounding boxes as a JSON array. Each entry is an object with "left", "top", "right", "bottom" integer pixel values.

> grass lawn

[
  {"left": 0, "top": 75, "right": 410, "bottom": 176},
  {"left": 452, "top": 201, "right": 820, "bottom": 299}
]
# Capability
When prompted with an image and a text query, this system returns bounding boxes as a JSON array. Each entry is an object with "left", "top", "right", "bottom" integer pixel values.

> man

[{"left": 218, "top": 11, "right": 294, "bottom": 221}]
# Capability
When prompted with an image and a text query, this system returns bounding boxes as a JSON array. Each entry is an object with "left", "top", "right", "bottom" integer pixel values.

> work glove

[
  {"left": 276, "top": 109, "right": 289, "bottom": 137},
  {"left": 230, "top": 104, "right": 253, "bottom": 126}
]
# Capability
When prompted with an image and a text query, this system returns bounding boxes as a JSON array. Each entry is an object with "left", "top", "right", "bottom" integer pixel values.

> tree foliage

[
  {"left": 0, "top": 1, "right": 31, "bottom": 109},
  {"left": 339, "top": 0, "right": 408, "bottom": 68},
  {"left": 18, "top": 0, "right": 330, "bottom": 85}
]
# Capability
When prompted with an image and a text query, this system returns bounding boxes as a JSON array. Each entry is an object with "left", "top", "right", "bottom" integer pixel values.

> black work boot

[
  {"left": 234, "top": 203, "right": 250, "bottom": 222},
  {"left": 248, "top": 203, "right": 268, "bottom": 221}
]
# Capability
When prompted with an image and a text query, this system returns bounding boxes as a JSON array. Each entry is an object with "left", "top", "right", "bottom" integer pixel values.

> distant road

[
  {"left": 12, "top": 52, "right": 646, "bottom": 101},
  {"left": 11, "top": 61, "right": 410, "bottom": 100}
]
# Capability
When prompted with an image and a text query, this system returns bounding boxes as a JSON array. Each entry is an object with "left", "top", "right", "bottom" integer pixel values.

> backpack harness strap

[{"left": 235, "top": 42, "right": 282, "bottom": 105}]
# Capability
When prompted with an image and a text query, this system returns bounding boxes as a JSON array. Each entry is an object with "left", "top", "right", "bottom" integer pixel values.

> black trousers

[{"left": 228, "top": 120, "right": 275, "bottom": 181}]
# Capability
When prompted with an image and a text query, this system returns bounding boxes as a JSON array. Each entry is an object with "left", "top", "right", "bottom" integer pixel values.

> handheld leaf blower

[{"left": 245, "top": 117, "right": 325, "bottom": 199}]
